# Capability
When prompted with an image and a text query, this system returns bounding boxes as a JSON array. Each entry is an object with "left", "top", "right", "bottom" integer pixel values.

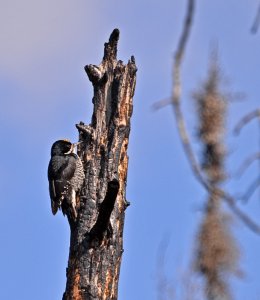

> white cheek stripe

[{"left": 64, "top": 144, "right": 74, "bottom": 155}]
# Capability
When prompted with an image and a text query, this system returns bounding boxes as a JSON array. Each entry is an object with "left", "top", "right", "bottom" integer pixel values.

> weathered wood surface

[{"left": 62, "top": 29, "right": 137, "bottom": 300}]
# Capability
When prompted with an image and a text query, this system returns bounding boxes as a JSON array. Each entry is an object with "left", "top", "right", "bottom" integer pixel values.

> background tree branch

[{"left": 171, "top": 0, "right": 260, "bottom": 235}]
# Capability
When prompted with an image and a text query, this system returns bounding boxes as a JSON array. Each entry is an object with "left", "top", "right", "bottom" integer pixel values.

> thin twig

[
  {"left": 173, "top": 0, "right": 194, "bottom": 106},
  {"left": 156, "top": 235, "right": 174, "bottom": 300},
  {"left": 225, "top": 92, "right": 247, "bottom": 103},
  {"left": 152, "top": 98, "right": 172, "bottom": 111},
  {"left": 258, "top": 118, "right": 260, "bottom": 201},
  {"left": 241, "top": 176, "right": 260, "bottom": 203},
  {"left": 172, "top": 0, "right": 204, "bottom": 184},
  {"left": 251, "top": 3, "right": 260, "bottom": 34},
  {"left": 233, "top": 109, "right": 260, "bottom": 135},
  {"left": 171, "top": 0, "right": 260, "bottom": 234},
  {"left": 236, "top": 152, "right": 260, "bottom": 178}
]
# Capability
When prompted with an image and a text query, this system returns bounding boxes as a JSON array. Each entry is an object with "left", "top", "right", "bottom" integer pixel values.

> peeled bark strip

[{"left": 63, "top": 29, "right": 137, "bottom": 300}]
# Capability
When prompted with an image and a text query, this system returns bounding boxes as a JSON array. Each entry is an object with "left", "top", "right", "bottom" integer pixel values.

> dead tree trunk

[{"left": 62, "top": 29, "right": 137, "bottom": 300}]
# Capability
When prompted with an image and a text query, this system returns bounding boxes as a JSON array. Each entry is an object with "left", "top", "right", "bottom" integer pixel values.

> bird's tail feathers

[{"left": 61, "top": 188, "right": 78, "bottom": 222}]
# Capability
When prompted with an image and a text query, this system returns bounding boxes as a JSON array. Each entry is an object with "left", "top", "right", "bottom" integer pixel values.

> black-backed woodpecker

[{"left": 48, "top": 139, "right": 84, "bottom": 221}]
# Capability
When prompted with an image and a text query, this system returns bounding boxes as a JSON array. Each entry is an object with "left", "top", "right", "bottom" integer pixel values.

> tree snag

[{"left": 62, "top": 29, "right": 137, "bottom": 300}]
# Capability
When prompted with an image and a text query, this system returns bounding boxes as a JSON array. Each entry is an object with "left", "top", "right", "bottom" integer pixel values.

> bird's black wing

[{"left": 48, "top": 155, "right": 77, "bottom": 214}]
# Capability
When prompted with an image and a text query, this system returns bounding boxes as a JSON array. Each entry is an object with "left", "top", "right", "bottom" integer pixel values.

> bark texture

[{"left": 62, "top": 29, "right": 137, "bottom": 300}]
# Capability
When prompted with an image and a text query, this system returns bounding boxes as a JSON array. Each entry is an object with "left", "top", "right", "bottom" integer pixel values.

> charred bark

[{"left": 62, "top": 29, "right": 137, "bottom": 300}]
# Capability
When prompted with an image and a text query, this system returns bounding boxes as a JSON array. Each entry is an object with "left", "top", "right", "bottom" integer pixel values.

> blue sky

[{"left": 1, "top": 1, "right": 260, "bottom": 299}]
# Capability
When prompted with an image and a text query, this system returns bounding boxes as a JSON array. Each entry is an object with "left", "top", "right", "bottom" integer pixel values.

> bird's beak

[
  {"left": 73, "top": 142, "right": 82, "bottom": 147},
  {"left": 72, "top": 141, "right": 83, "bottom": 153},
  {"left": 64, "top": 142, "right": 82, "bottom": 154}
]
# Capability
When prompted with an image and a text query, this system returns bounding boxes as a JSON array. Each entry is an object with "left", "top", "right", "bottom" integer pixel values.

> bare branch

[
  {"left": 233, "top": 109, "right": 260, "bottom": 135},
  {"left": 172, "top": 0, "right": 205, "bottom": 186},
  {"left": 172, "top": 0, "right": 194, "bottom": 106},
  {"left": 171, "top": 0, "right": 260, "bottom": 234},
  {"left": 236, "top": 152, "right": 260, "bottom": 177},
  {"left": 251, "top": 3, "right": 260, "bottom": 34}
]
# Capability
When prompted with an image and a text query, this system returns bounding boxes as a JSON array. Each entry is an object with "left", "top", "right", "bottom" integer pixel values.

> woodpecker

[{"left": 48, "top": 139, "right": 84, "bottom": 221}]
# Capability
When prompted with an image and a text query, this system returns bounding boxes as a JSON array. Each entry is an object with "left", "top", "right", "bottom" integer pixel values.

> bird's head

[{"left": 50, "top": 139, "right": 74, "bottom": 156}]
